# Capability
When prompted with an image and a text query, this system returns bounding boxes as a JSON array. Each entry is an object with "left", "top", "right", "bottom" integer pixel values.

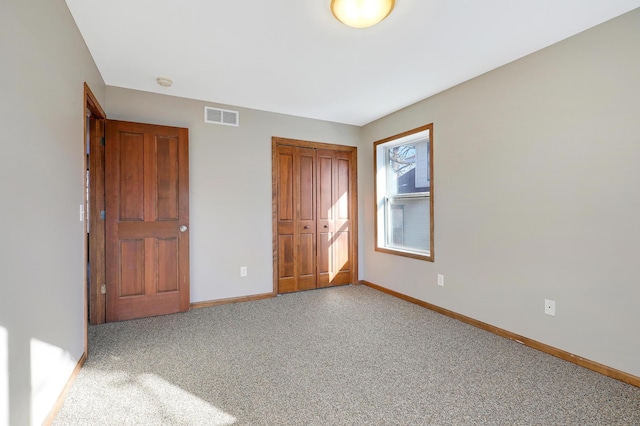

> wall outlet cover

[{"left": 544, "top": 299, "right": 556, "bottom": 316}]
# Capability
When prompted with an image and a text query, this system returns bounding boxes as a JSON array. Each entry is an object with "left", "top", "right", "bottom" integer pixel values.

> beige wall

[
  {"left": 361, "top": 9, "right": 640, "bottom": 377},
  {"left": 0, "top": 0, "right": 105, "bottom": 424},
  {"left": 105, "top": 87, "right": 360, "bottom": 303},
  {"left": 2, "top": 2, "right": 638, "bottom": 423}
]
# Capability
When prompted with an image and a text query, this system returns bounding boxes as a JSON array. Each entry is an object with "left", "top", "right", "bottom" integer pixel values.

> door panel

[
  {"left": 317, "top": 233, "right": 330, "bottom": 276},
  {"left": 119, "top": 239, "right": 145, "bottom": 297},
  {"left": 298, "top": 232, "right": 316, "bottom": 291},
  {"left": 157, "top": 238, "right": 179, "bottom": 293},
  {"left": 317, "top": 154, "right": 333, "bottom": 222},
  {"left": 297, "top": 148, "right": 316, "bottom": 291},
  {"left": 299, "top": 154, "right": 315, "bottom": 221},
  {"left": 276, "top": 145, "right": 317, "bottom": 292},
  {"left": 330, "top": 152, "right": 352, "bottom": 286},
  {"left": 336, "top": 157, "right": 350, "bottom": 220},
  {"left": 317, "top": 151, "right": 333, "bottom": 287},
  {"left": 119, "top": 132, "right": 145, "bottom": 221},
  {"left": 278, "top": 151, "right": 294, "bottom": 221},
  {"left": 278, "top": 234, "right": 295, "bottom": 292},
  {"left": 335, "top": 231, "right": 350, "bottom": 272},
  {"left": 317, "top": 149, "right": 353, "bottom": 288},
  {"left": 156, "top": 137, "right": 179, "bottom": 220},
  {"left": 276, "top": 146, "right": 296, "bottom": 292},
  {"left": 106, "top": 120, "right": 189, "bottom": 322}
]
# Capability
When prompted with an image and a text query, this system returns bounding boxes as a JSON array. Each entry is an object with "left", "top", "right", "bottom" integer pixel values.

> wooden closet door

[
  {"left": 274, "top": 138, "right": 357, "bottom": 294},
  {"left": 297, "top": 147, "right": 317, "bottom": 290},
  {"left": 317, "top": 149, "right": 353, "bottom": 287},
  {"left": 276, "top": 145, "right": 317, "bottom": 293}
]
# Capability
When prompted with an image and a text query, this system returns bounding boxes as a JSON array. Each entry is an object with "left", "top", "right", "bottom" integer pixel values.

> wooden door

[
  {"left": 317, "top": 149, "right": 353, "bottom": 287},
  {"left": 88, "top": 116, "right": 106, "bottom": 324},
  {"left": 105, "top": 120, "right": 190, "bottom": 322},
  {"left": 273, "top": 138, "right": 357, "bottom": 294},
  {"left": 276, "top": 145, "right": 317, "bottom": 293}
]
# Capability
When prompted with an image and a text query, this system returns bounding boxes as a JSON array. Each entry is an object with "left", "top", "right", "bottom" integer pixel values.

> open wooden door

[
  {"left": 105, "top": 120, "right": 189, "bottom": 322},
  {"left": 88, "top": 115, "right": 106, "bottom": 325}
]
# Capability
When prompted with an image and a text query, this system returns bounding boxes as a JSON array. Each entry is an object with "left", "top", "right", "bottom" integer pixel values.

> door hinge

[
  {"left": 100, "top": 136, "right": 105, "bottom": 146},
  {"left": 100, "top": 210, "right": 106, "bottom": 220},
  {"left": 100, "top": 284, "right": 106, "bottom": 294}
]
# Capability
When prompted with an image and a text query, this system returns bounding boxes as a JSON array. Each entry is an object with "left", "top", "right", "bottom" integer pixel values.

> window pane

[
  {"left": 387, "top": 141, "right": 429, "bottom": 195},
  {"left": 390, "top": 205, "right": 404, "bottom": 245},
  {"left": 386, "top": 196, "right": 430, "bottom": 252}
]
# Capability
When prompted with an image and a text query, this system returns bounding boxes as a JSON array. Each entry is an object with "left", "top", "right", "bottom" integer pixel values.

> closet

[{"left": 272, "top": 138, "right": 358, "bottom": 293}]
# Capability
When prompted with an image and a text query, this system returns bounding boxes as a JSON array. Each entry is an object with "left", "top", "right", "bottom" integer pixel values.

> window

[{"left": 374, "top": 124, "right": 433, "bottom": 261}]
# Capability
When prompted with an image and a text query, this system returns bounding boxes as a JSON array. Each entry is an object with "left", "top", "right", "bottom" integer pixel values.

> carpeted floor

[{"left": 54, "top": 285, "right": 640, "bottom": 425}]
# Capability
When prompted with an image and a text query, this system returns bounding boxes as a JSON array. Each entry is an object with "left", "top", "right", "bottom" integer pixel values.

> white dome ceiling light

[{"left": 331, "top": 0, "right": 395, "bottom": 29}]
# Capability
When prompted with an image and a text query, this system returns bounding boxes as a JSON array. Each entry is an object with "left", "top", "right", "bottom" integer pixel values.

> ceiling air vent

[{"left": 204, "top": 106, "right": 239, "bottom": 127}]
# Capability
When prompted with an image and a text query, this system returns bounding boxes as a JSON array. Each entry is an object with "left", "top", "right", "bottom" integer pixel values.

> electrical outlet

[
  {"left": 240, "top": 266, "right": 247, "bottom": 277},
  {"left": 437, "top": 274, "right": 444, "bottom": 287},
  {"left": 544, "top": 299, "right": 555, "bottom": 316}
]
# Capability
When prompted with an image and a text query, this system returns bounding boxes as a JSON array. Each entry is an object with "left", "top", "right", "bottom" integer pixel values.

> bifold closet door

[
  {"left": 276, "top": 145, "right": 317, "bottom": 293},
  {"left": 275, "top": 141, "right": 355, "bottom": 294},
  {"left": 317, "top": 149, "right": 353, "bottom": 288}
]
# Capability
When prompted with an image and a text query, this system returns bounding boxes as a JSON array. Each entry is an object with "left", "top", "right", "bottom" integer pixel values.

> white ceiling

[{"left": 65, "top": 0, "right": 640, "bottom": 126}]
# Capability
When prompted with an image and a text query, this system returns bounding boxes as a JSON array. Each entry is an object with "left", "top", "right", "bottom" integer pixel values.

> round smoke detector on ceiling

[{"left": 156, "top": 77, "right": 173, "bottom": 87}]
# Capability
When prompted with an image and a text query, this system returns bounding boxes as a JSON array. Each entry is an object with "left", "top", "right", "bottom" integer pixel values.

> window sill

[{"left": 375, "top": 246, "right": 433, "bottom": 262}]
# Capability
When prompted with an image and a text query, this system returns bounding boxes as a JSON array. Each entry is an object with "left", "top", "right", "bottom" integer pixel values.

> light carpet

[{"left": 54, "top": 285, "right": 640, "bottom": 425}]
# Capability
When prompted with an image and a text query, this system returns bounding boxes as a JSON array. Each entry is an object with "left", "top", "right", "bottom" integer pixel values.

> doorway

[
  {"left": 84, "top": 84, "right": 107, "bottom": 328},
  {"left": 272, "top": 137, "right": 358, "bottom": 293},
  {"left": 84, "top": 86, "right": 190, "bottom": 324}
]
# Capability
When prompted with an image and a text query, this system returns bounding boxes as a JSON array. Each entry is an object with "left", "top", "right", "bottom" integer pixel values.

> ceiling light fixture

[
  {"left": 156, "top": 77, "right": 173, "bottom": 87},
  {"left": 331, "top": 0, "right": 395, "bottom": 29}
]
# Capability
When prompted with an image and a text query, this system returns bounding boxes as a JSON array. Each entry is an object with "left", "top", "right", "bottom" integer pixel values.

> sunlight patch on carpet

[
  {"left": 136, "top": 374, "right": 237, "bottom": 425},
  {"left": 82, "top": 369, "right": 238, "bottom": 425}
]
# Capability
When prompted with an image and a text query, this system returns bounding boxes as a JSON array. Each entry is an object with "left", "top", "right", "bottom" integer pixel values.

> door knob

[
  {"left": 179, "top": 225, "right": 188, "bottom": 233},
  {"left": 324, "top": 225, "right": 329, "bottom": 228},
  {"left": 304, "top": 225, "right": 310, "bottom": 229}
]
